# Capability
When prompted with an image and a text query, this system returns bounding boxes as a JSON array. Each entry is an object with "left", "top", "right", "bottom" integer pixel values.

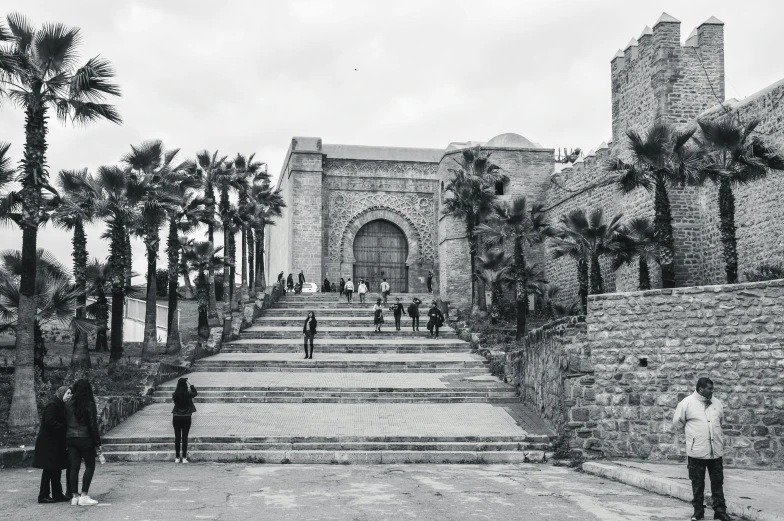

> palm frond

[
  {"left": 70, "top": 56, "right": 121, "bottom": 101},
  {"left": 33, "top": 23, "right": 81, "bottom": 75},
  {"left": 6, "top": 13, "right": 35, "bottom": 53}
]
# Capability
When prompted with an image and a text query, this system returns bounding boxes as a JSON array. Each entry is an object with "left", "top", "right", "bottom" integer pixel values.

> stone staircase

[{"left": 102, "top": 292, "right": 555, "bottom": 463}]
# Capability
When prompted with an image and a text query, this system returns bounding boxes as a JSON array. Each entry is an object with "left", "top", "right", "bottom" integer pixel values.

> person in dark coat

[
  {"left": 427, "top": 301, "right": 445, "bottom": 338},
  {"left": 339, "top": 278, "right": 346, "bottom": 297},
  {"left": 298, "top": 270, "right": 306, "bottom": 285},
  {"left": 287, "top": 273, "right": 294, "bottom": 292},
  {"left": 391, "top": 297, "right": 404, "bottom": 331},
  {"left": 33, "top": 385, "right": 72, "bottom": 503},
  {"left": 427, "top": 271, "right": 433, "bottom": 293},
  {"left": 322, "top": 278, "right": 331, "bottom": 292},
  {"left": 171, "top": 377, "right": 198, "bottom": 463},
  {"left": 65, "top": 379, "right": 102, "bottom": 506},
  {"left": 408, "top": 297, "right": 422, "bottom": 332},
  {"left": 303, "top": 311, "right": 317, "bottom": 359}
]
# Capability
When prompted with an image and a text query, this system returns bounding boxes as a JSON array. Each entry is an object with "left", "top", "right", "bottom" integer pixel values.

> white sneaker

[
  {"left": 78, "top": 495, "right": 98, "bottom": 506},
  {"left": 181, "top": 457, "right": 189, "bottom": 464},
  {"left": 174, "top": 457, "right": 180, "bottom": 463},
  {"left": 71, "top": 496, "right": 79, "bottom": 506}
]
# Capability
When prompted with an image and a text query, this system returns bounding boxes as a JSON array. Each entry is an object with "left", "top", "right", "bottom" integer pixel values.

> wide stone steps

[
  {"left": 256, "top": 317, "right": 425, "bottom": 326},
  {"left": 151, "top": 393, "right": 518, "bottom": 404},
  {"left": 240, "top": 326, "right": 457, "bottom": 339},
  {"left": 262, "top": 308, "right": 383, "bottom": 318},
  {"left": 221, "top": 338, "right": 470, "bottom": 353}
]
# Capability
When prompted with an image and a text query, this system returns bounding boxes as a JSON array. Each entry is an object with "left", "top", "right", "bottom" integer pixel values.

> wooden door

[{"left": 353, "top": 220, "right": 409, "bottom": 293}]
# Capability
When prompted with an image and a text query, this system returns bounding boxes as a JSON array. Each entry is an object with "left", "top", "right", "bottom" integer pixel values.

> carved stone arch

[{"left": 340, "top": 209, "right": 420, "bottom": 266}]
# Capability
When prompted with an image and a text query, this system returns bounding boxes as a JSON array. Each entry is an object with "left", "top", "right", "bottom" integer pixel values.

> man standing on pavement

[
  {"left": 673, "top": 377, "right": 732, "bottom": 521},
  {"left": 380, "top": 278, "right": 391, "bottom": 305}
]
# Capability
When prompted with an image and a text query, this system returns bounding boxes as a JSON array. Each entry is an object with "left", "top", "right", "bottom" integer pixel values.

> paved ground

[
  {"left": 585, "top": 460, "right": 784, "bottom": 521},
  {"left": 104, "top": 403, "right": 526, "bottom": 439},
  {"left": 1, "top": 463, "right": 698, "bottom": 520}
]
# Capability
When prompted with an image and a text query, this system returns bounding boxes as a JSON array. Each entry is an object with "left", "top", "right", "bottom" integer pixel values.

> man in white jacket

[{"left": 672, "top": 377, "right": 732, "bottom": 521}]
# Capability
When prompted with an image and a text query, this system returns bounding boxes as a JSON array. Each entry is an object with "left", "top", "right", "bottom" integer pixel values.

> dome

[{"left": 484, "top": 133, "right": 537, "bottom": 148}]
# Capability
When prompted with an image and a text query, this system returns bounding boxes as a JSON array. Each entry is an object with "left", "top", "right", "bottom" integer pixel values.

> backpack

[{"left": 407, "top": 303, "right": 417, "bottom": 317}]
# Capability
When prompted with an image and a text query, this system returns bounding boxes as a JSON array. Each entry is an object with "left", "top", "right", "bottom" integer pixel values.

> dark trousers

[
  {"left": 428, "top": 320, "right": 441, "bottom": 337},
  {"left": 688, "top": 456, "right": 726, "bottom": 516},
  {"left": 173, "top": 416, "right": 192, "bottom": 458},
  {"left": 427, "top": 279, "right": 432, "bottom": 292},
  {"left": 39, "top": 468, "right": 71, "bottom": 499},
  {"left": 67, "top": 438, "right": 96, "bottom": 495},
  {"left": 346, "top": 290, "right": 353, "bottom": 303},
  {"left": 303, "top": 333, "right": 314, "bottom": 357},
  {"left": 394, "top": 315, "right": 401, "bottom": 330},
  {"left": 382, "top": 291, "right": 389, "bottom": 305},
  {"left": 411, "top": 316, "right": 419, "bottom": 330},
  {"left": 359, "top": 292, "right": 366, "bottom": 303}
]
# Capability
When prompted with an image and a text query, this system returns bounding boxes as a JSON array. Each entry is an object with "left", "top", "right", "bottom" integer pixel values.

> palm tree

[
  {"left": 195, "top": 150, "right": 225, "bottom": 324},
  {"left": 54, "top": 169, "right": 101, "bottom": 368},
  {"left": 214, "top": 160, "right": 242, "bottom": 312},
  {"left": 84, "top": 258, "right": 110, "bottom": 353},
  {"left": 122, "top": 141, "right": 190, "bottom": 361},
  {"left": 550, "top": 208, "right": 626, "bottom": 313},
  {"left": 233, "top": 153, "right": 268, "bottom": 302},
  {"left": 0, "top": 14, "right": 121, "bottom": 429},
  {"left": 247, "top": 180, "right": 286, "bottom": 295},
  {"left": 0, "top": 249, "right": 91, "bottom": 378},
  {"left": 95, "top": 165, "right": 137, "bottom": 365},
  {"left": 613, "top": 217, "right": 658, "bottom": 290},
  {"left": 178, "top": 236, "right": 196, "bottom": 299},
  {"left": 695, "top": 117, "right": 784, "bottom": 283},
  {"left": 163, "top": 179, "right": 206, "bottom": 353},
  {"left": 442, "top": 147, "right": 507, "bottom": 311},
  {"left": 604, "top": 122, "right": 701, "bottom": 288},
  {"left": 182, "top": 241, "right": 223, "bottom": 340},
  {"left": 478, "top": 196, "right": 549, "bottom": 339},
  {"left": 475, "top": 250, "right": 512, "bottom": 325}
]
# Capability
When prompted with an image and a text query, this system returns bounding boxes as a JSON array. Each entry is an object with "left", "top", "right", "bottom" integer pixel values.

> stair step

[
  {"left": 103, "top": 441, "right": 546, "bottom": 451},
  {"left": 103, "top": 449, "right": 546, "bottom": 464}
]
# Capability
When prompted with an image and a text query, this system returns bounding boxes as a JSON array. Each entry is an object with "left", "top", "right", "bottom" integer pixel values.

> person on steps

[
  {"left": 344, "top": 278, "right": 354, "bottom": 303},
  {"left": 287, "top": 273, "right": 294, "bottom": 293},
  {"left": 172, "top": 377, "right": 198, "bottom": 464},
  {"left": 322, "top": 278, "right": 331, "bottom": 292},
  {"left": 298, "top": 270, "right": 306, "bottom": 286},
  {"left": 278, "top": 271, "right": 285, "bottom": 290},
  {"left": 33, "top": 385, "right": 72, "bottom": 504},
  {"left": 380, "top": 278, "right": 390, "bottom": 305},
  {"left": 427, "top": 271, "right": 433, "bottom": 293},
  {"left": 408, "top": 297, "right": 422, "bottom": 332},
  {"left": 358, "top": 279, "right": 368, "bottom": 303},
  {"left": 391, "top": 297, "right": 404, "bottom": 331},
  {"left": 427, "top": 301, "right": 444, "bottom": 338},
  {"left": 339, "top": 277, "right": 345, "bottom": 297},
  {"left": 372, "top": 298, "right": 384, "bottom": 333},
  {"left": 65, "top": 379, "right": 102, "bottom": 507},
  {"left": 673, "top": 377, "right": 733, "bottom": 521},
  {"left": 303, "top": 311, "right": 317, "bottom": 359}
]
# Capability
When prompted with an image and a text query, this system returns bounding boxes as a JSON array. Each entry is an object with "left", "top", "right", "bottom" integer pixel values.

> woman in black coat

[
  {"left": 287, "top": 273, "right": 294, "bottom": 292},
  {"left": 303, "top": 311, "right": 317, "bottom": 359},
  {"left": 33, "top": 385, "right": 72, "bottom": 503}
]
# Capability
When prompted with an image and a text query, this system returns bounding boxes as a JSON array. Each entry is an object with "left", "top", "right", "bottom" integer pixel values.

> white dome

[{"left": 484, "top": 133, "right": 537, "bottom": 148}]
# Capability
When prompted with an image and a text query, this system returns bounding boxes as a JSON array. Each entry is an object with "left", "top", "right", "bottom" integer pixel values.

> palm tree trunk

[
  {"left": 514, "top": 237, "right": 526, "bottom": 341},
  {"left": 223, "top": 221, "right": 231, "bottom": 310},
  {"left": 181, "top": 260, "right": 195, "bottom": 299},
  {"left": 109, "top": 222, "right": 126, "bottom": 364},
  {"left": 247, "top": 227, "right": 255, "bottom": 297},
  {"left": 490, "top": 284, "right": 500, "bottom": 325},
  {"left": 95, "top": 285, "right": 109, "bottom": 352},
  {"left": 589, "top": 251, "right": 604, "bottom": 295},
  {"left": 165, "top": 218, "right": 181, "bottom": 353},
  {"left": 206, "top": 183, "right": 219, "bottom": 324},
  {"left": 718, "top": 179, "right": 738, "bottom": 284},
  {"left": 476, "top": 232, "right": 487, "bottom": 311},
  {"left": 71, "top": 220, "right": 91, "bottom": 369},
  {"left": 255, "top": 225, "right": 266, "bottom": 292},
  {"left": 240, "top": 226, "right": 249, "bottom": 302},
  {"left": 578, "top": 258, "right": 589, "bottom": 314},
  {"left": 197, "top": 269, "right": 210, "bottom": 339},
  {"left": 230, "top": 230, "right": 239, "bottom": 312},
  {"left": 9, "top": 103, "right": 47, "bottom": 430},
  {"left": 468, "top": 224, "right": 479, "bottom": 312},
  {"left": 639, "top": 256, "right": 651, "bottom": 290},
  {"left": 124, "top": 231, "right": 133, "bottom": 291},
  {"left": 141, "top": 226, "right": 160, "bottom": 361},
  {"left": 654, "top": 175, "right": 676, "bottom": 288}
]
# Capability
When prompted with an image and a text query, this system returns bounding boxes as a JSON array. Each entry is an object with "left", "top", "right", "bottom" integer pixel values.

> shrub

[
  {"left": 744, "top": 263, "right": 784, "bottom": 283},
  {"left": 155, "top": 269, "right": 169, "bottom": 297}
]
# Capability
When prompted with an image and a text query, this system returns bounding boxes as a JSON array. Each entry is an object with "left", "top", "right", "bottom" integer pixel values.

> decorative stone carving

[
  {"left": 328, "top": 191, "right": 435, "bottom": 263},
  {"left": 324, "top": 160, "right": 438, "bottom": 179}
]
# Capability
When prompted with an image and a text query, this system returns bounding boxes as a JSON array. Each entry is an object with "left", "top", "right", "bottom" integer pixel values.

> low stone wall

[
  {"left": 504, "top": 317, "right": 594, "bottom": 454},
  {"left": 587, "top": 279, "right": 784, "bottom": 467},
  {"left": 96, "top": 395, "right": 149, "bottom": 436}
]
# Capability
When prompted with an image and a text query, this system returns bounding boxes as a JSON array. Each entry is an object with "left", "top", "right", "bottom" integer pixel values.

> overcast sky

[{"left": 1, "top": 0, "right": 782, "bottom": 281}]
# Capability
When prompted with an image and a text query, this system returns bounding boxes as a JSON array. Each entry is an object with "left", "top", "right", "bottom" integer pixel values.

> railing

[{"left": 88, "top": 297, "right": 179, "bottom": 343}]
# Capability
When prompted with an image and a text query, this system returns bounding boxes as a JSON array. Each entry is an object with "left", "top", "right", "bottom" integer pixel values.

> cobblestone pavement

[
  {"left": 104, "top": 403, "right": 526, "bottom": 439},
  {"left": 0, "top": 463, "right": 695, "bottom": 520}
]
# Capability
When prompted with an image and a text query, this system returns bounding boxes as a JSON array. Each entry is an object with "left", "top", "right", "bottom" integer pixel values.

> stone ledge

[
  {"left": 583, "top": 461, "right": 784, "bottom": 521},
  {"left": 0, "top": 447, "right": 33, "bottom": 468}
]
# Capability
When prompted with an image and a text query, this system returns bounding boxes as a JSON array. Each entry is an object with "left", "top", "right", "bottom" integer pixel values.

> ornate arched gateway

[{"left": 353, "top": 219, "right": 409, "bottom": 292}]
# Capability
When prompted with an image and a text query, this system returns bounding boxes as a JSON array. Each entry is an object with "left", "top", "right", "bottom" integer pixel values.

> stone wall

[
  {"left": 505, "top": 318, "right": 594, "bottom": 452},
  {"left": 586, "top": 279, "right": 784, "bottom": 466},
  {"left": 96, "top": 395, "right": 148, "bottom": 436}
]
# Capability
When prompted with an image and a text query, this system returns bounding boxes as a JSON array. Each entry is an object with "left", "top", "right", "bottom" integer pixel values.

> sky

[{"left": 1, "top": 0, "right": 782, "bottom": 282}]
